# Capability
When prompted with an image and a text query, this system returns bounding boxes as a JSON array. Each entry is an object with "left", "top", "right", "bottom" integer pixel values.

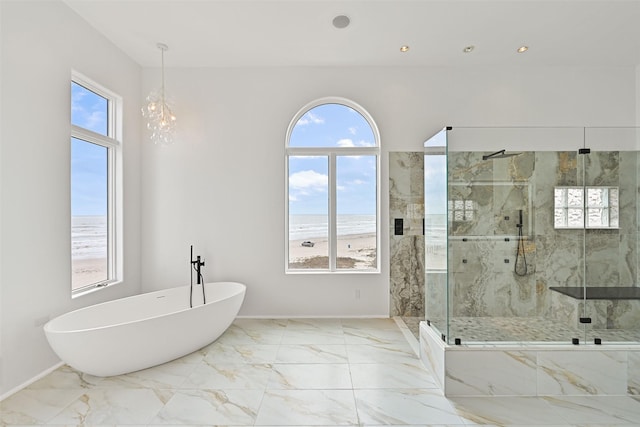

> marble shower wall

[
  {"left": 447, "top": 150, "right": 639, "bottom": 322},
  {"left": 389, "top": 152, "right": 425, "bottom": 317}
]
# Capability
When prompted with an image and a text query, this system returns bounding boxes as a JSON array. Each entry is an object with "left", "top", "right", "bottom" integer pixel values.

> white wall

[
  {"left": 140, "top": 66, "right": 637, "bottom": 317},
  {"left": 0, "top": 1, "right": 142, "bottom": 396},
  {"left": 1, "top": 0, "right": 638, "bottom": 399}
]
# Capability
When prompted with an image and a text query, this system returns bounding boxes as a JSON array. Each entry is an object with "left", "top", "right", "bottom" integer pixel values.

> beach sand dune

[
  {"left": 72, "top": 258, "right": 107, "bottom": 290},
  {"left": 289, "top": 233, "right": 376, "bottom": 269}
]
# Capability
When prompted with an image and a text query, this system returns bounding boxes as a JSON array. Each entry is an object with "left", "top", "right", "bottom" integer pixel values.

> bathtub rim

[{"left": 44, "top": 281, "right": 246, "bottom": 334}]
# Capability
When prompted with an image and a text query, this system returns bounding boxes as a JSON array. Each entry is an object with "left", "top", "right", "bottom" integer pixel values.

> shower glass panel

[
  {"left": 583, "top": 128, "right": 640, "bottom": 344},
  {"left": 424, "top": 128, "right": 448, "bottom": 340},
  {"left": 424, "top": 127, "right": 639, "bottom": 345}
]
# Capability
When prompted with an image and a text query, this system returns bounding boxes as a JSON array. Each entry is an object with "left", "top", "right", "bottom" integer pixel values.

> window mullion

[{"left": 329, "top": 154, "right": 337, "bottom": 271}]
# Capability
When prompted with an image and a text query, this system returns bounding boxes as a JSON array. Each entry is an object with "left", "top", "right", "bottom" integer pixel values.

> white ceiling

[{"left": 63, "top": 0, "right": 640, "bottom": 68}]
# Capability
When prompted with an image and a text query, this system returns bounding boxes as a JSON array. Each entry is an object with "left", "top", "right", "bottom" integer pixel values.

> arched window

[{"left": 286, "top": 98, "right": 380, "bottom": 272}]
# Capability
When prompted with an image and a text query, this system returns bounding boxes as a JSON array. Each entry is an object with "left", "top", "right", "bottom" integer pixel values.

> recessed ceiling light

[
  {"left": 463, "top": 45, "right": 475, "bottom": 53},
  {"left": 400, "top": 45, "right": 410, "bottom": 52},
  {"left": 332, "top": 15, "right": 350, "bottom": 29},
  {"left": 517, "top": 46, "right": 529, "bottom": 53}
]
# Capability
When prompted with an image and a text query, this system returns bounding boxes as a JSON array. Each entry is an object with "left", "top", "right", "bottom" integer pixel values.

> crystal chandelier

[{"left": 142, "top": 43, "right": 176, "bottom": 145}]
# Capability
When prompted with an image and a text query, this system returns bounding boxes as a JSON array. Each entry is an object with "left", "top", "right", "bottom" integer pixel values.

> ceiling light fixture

[
  {"left": 463, "top": 45, "right": 475, "bottom": 53},
  {"left": 400, "top": 45, "right": 410, "bottom": 52},
  {"left": 142, "top": 42, "right": 176, "bottom": 145},
  {"left": 517, "top": 45, "right": 529, "bottom": 53},
  {"left": 332, "top": 15, "right": 350, "bottom": 29}
]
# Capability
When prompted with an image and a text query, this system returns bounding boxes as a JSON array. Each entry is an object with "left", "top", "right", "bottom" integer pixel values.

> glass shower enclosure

[{"left": 424, "top": 127, "right": 640, "bottom": 345}]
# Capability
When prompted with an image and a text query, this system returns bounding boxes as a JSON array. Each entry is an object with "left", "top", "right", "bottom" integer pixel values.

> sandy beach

[
  {"left": 289, "top": 233, "right": 376, "bottom": 269},
  {"left": 72, "top": 258, "right": 107, "bottom": 290}
]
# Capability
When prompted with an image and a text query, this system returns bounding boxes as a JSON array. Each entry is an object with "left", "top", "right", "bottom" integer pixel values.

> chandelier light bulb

[{"left": 141, "top": 43, "right": 176, "bottom": 145}]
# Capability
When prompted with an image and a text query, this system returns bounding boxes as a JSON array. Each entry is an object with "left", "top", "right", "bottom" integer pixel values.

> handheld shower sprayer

[
  {"left": 515, "top": 209, "right": 527, "bottom": 276},
  {"left": 518, "top": 209, "right": 523, "bottom": 228}
]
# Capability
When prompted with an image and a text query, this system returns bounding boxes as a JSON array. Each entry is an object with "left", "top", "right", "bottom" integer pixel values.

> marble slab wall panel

[
  {"left": 444, "top": 350, "right": 538, "bottom": 396},
  {"left": 448, "top": 151, "right": 536, "bottom": 318},
  {"left": 537, "top": 350, "right": 628, "bottom": 396},
  {"left": 629, "top": 351, "right": 640, "bottom": 394},
  {"left": 419, "top": 322, "right": 446, "bottom": 389},
  {"left": 447, "top": 149, "right": 639, "bottom": 332},
  {"left": 421, "top": 323, "right": 640, "bottom": 397},
  {"left": 389, "top": 152, "right": 425, "bottom": 317}
]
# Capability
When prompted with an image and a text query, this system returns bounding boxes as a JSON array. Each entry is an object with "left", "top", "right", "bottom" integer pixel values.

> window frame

[
  {"left": 71, "top": 71, "right": 123, "bottom": 297},
  {"left": 285, "top": 97, "right": 381, "bottom": 273}
]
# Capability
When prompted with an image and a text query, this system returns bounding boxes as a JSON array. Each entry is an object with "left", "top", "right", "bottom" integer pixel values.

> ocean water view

[
  {"left": 72, "top": 215, "right": 107, "bottom": 260},
  {"left": 289, "top": 214, "right": 376, "bottom": 240}
]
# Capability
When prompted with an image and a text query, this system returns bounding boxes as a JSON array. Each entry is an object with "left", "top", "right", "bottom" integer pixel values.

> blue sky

[
  {"left": 71, "top": 82, "right": 108, "bottom": 216},
  {"left": 288, "top": 104, "right": 377, "bottom": 215}
]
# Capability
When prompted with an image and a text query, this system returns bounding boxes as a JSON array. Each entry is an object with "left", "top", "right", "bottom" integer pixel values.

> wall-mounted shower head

[{"left": 482, "top": 149, "right": 523, "bottom": 160}]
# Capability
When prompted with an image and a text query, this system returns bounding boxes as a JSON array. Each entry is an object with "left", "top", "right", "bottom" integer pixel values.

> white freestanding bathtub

[{"left": 44, "top": 282, "right": 246, "bottom": 377}]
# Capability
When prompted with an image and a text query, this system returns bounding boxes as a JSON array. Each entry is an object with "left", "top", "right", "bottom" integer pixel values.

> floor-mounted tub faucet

[{"left": 190, "top": 245, "right": 207, "bottom": 307}]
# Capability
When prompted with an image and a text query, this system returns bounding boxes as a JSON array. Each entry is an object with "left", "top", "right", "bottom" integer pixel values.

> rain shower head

[{"left": 482, "top": 149, "right": 522, "bottom": 160}]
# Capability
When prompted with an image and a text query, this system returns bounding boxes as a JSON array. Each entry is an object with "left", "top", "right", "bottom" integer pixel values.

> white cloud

[
  {"left": 348, "top": 127, "right": 357, "bottom": 135},
  {"left": 356, "top": 140, "right": 375, "bottom": 147},
  {"left": 337, "top": 138, "right": 375, "bottom": 147},
  {"left": 289, "top": 170, "right": 328, "bottom": 190},
  {"left": 351, "top": 179, "right": 366, "bottom": 185},
  {"left": 337, "top": 138, "right": 355, "bottom": 147},
  {"left": 296, "top": 111, "right": 324, "bottom": 126}
]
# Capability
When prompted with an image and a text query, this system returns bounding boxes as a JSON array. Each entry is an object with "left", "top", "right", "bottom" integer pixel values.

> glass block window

[
  {"left": 554, "top": 187, "right": 619, "bottom": 229},
  {"left": 448, "top": 199, "right": 476, "bottom": 222}
]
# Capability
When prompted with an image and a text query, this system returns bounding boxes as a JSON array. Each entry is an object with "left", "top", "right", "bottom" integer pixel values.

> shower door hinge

[
  {"left": 578, "top": 148, "right": 591, "bottom": 154},
  {"left": 579, "top": 317, "right": 592, "bottom": 324}
]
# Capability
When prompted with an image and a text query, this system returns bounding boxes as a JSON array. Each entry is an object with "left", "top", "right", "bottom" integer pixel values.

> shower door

[{"left": 582, "top": 128, "right": 640, "bottom": 344}]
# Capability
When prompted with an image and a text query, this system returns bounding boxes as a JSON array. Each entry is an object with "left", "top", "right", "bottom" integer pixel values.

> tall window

[
  {"left": 71, "top": 73, "right": 121, "bottom": 294},
  {"left": 286, "top": 98, "right": 380, "bottom": 272}
]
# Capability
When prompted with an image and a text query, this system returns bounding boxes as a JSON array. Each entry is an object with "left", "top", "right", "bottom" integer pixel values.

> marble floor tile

[
  {"left": 150, "top": 389, "right": 263, "bottom": 425},
  {"left": 343, "top": 327, "right": 406, "bottom": 345},
  {"left": 341, "top": 318, "right": 400, "bottom": 330},
  {"left": 276, "top": 344, "right": 349, "bottom": 364},
  {"left": 48, "top": 388, "right": 170, "bottom": 425},
  {"left": 346, "top": 343, "right": 419, "bottom": 365},
  {"left": 255, "top": 389, "right": 358, "bottom": 426},
  {"left": 450, "top": 396, "right": 573, "bottom": 425},
  {"left": 233, "top": 318, "right": 289, "bottom": 330},
  {"left": 0, "top": 388, "right": 86, "bottom": 425},
  {"left": 182, "top": 361, "right": 273, "bottom": 389},
  {"left": 4, "top": 318, "right": 640, "bottom": 427},
  {"left": 26, "top": 364, "right": 103, "bottom": 390},
  {"left": 350, "top": 362, "right": 439, "bottom": 389},
  {"left": 354, "top": 388, "right": 466, "bottom": 425},
  {"left": 543, "top": 395, "right": 640, "bottom": 424},
  {"left": 202, "top": 342, "right": 280, "bottom": 364},
  {"left": 216, "top": 324, "right": 285, "bottom": 345},
  {"left": 268, "top": 363, "right": 352, "bottom": 389},
  {"left": 286, "top": 318, "right": 344, "bottom": 331},
  {"left": 93, "top": 358, "right": 198, "bottom": 389},
  {"left": 281, "top": 329, "right": 346, "bottom": 345}
]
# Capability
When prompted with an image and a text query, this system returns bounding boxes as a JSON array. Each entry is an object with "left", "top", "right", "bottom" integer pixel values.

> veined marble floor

[{"left": 3, "top": 317, "right": 640, "bottom": 426}]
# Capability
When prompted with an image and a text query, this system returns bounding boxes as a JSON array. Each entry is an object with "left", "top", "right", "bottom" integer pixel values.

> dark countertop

[{"left": 550, "top": 286, "right": 640, "bottom": 300}]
